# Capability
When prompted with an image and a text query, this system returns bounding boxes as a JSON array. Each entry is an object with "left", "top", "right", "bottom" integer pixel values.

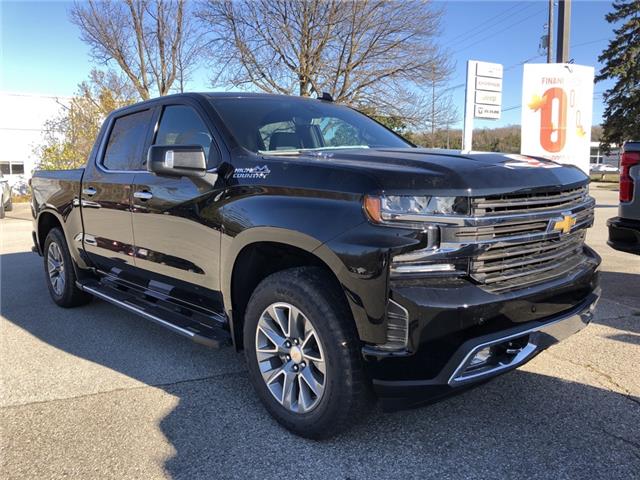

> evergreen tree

[{"left": 596, "top": 1, "right": 640, "bottom": 148}]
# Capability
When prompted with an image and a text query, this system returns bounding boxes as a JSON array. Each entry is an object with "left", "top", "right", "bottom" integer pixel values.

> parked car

[
  {"left": 9, "top": 175, "right": 30, "bottom": 196},
  {"left": 590, "top": 163, "right": 619, "bottom": 173},
  {"left": 30, "top": 93, "right": 601, "bottom": 438},
  {"left": 608, "top": 140, "right": 640, "bottom": 254},
  {"left": 0, "top": 173, "right": 13, "bottom": 218}
]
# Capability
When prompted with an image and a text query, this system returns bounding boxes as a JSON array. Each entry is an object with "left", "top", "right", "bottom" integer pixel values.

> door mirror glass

[{"left": 147, "top": 145, "right": 207, "bottom": 177}]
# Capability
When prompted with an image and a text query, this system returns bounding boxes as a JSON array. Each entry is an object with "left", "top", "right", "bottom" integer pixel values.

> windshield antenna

[{"left": 317, "top": 92, "right": 334, "bottom": 102}]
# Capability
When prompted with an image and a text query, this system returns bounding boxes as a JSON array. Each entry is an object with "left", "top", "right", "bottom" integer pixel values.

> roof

[
  {"left": 202, "top": 92, "right": 323, "bottom": 101},
  {"left": 109, "top": 91, "right": 324, "bottom": 116}
]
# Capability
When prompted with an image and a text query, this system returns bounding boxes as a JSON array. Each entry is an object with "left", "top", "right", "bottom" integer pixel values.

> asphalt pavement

[{"left": 1, "top": 186, "right": 639, "bottom": 479}]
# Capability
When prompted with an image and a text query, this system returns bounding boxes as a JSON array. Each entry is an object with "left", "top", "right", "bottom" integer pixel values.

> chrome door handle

[
  {"left": 134, "top": 191, "right": 153, "bottom": 200},
  {"left": 82, "top": 187, "right": 97, "bottom": 197}
]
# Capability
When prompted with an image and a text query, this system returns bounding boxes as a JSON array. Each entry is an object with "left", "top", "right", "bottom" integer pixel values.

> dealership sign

[
  {"left": 462, "top": 60, "right": 503, "bottom": 151},
  {"left": 521, "top": 63, "right": 594, "bottom": 174},
  {"left": 474, "top": 104, "right": 500, "bottom": 119}
]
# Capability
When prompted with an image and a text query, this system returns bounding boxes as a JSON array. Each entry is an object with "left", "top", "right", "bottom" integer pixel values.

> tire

[
  {"left": 5, "top": 195, "right": 12, "bottom": 212},
  {"left": 244, "top": 266, "right": 371, "bottom": 439},
  {"left": 0, "top": 195, "right": 4, "bottom": 219},
  {"left": 43, "top": 228, "right": 92, "bottom": 307}
]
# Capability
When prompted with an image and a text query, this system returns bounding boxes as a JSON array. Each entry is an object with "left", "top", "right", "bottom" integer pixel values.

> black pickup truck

[{"left": 31, "top": 93, "right": 601, "bottom": 438}]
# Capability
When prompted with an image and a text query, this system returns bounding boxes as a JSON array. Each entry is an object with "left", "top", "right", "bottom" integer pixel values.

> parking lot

[{"left": 1, "top": 186, "right": 639, "bottom": 479}]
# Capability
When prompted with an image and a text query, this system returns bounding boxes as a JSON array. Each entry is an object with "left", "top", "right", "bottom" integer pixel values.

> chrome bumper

[{"left": 448, "top": 287, "right": 601, "bottom": 386}]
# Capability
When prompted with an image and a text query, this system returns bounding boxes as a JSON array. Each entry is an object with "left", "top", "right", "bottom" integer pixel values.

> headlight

[{"left": 364, "top": 194, "right": 468, "bottom": 225}]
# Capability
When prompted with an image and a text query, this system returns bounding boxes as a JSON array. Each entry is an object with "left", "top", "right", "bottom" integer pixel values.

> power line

[
  {"left": 439, "top": 34, "right": 610, "bottom": 101},
  {"left": 445, "top": 3, "right": 532, "bottom": 47},
  {"left": 571, "top": 37, "right": 610, "bottom": 49},
  {"left": 502, "top": 105, "right": 521, "bottom": 112},
  {"left": 451, "top": 6, "right": 547, "bottom": 54},
  {"left": 441, "top": 82, "right": 465, "bottom": 93},
  {"left": 502, "top": 37, "right": 611, "bottom": 73},
  {"left": 504, "top": 55, "right": 544, "bottom": 72}
]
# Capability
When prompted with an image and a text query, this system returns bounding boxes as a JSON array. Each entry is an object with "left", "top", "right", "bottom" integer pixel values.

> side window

[
  {"left": 102, "top": 109, "right": 153, "bottom": 171},
  {"left": 154, "top": 105, "right": 216, "bottom": 167}
]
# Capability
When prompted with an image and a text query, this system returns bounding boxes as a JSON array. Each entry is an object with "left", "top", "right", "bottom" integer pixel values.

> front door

[
  {"left": 130, "top": 103, "right": 226, "bottom": 313},
  {"left": 81, "top": 108, "right": 154, "bottom": 275}
]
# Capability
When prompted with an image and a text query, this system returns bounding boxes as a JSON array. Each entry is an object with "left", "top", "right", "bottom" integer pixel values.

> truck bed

[{"left": 31, "top": 168, "right": 84, "bottom": 213}]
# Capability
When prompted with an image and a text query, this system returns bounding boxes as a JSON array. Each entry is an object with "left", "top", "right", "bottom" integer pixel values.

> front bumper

[
  {"left": 607, "top": 216, "right": 640, "bottom": 254},
  {"left": 363, "top": 247, "right": 601, "bottom": 410},
  {"left": 371, "top": 288, "right": 600, "bottom": 410}
]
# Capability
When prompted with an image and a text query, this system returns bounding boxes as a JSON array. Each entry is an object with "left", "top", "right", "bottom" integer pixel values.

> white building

[{"left": 0, "top": 92, "right": 71, "bottom": 183}]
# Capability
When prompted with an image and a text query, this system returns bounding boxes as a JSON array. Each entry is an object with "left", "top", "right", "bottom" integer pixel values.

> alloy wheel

[
  {"left": 255, "top": 302, "right": 326, "bottom": 413},
  {"left": 47, "top": 241, "right": 65, "bottom": 296}
]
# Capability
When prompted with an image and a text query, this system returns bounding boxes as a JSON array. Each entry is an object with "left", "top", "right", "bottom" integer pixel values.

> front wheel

[
  {"left": 244, "top": 267, "right": 371, "bottom": 439},
  {"left": 43, "top": 228, "right": 92, "bottom": 307}
]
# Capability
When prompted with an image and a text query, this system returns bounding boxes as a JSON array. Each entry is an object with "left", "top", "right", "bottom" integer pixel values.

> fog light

[{"left": 469, "top": 347, "right": 492, "bottom": 367}]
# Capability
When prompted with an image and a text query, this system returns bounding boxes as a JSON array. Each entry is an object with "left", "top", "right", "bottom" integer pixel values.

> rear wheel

[
  {"left": 43, "top": 228, "right": 92, "bottom": 307},
  {"left": 244, "top": 267, "right": 371, "bottom": 439}
]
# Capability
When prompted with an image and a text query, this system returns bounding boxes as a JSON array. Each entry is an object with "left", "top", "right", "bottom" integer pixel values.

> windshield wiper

[
  {"left": 258, "top": 145, "right": 370, "bottom": 156},
  {"left": 258, "top": 149, "right": 302, "bottom": 156}
]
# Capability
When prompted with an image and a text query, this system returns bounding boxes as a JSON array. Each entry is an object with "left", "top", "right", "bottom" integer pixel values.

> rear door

[
  {"left": 81, "top": 107, "right": 155, "bottom": 275},
  {"left": 130, "top": 101, "right": 226, "bottom": 313}
]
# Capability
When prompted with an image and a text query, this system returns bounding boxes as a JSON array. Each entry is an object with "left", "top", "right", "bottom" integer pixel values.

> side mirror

[{"left": 147, "top": 145, "right": 207, "bottom": 177}]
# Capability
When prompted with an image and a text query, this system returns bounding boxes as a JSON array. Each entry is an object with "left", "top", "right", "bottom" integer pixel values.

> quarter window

[{"left": 102, "top": 109, "right": 153, "bottom": 171}]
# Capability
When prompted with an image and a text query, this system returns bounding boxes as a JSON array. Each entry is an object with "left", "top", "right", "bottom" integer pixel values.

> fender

[
  {"left": 220, "top": 222, "right": 416, "bottom": 345},
  {"left": 31, "top": 168, "right": 89, "bottom": 270},
  {"left": 221, "top": 225, "right": 391, "bottom": 344},
  {"left": 34, "top": 205, "right": 90, "bottom": 270}
]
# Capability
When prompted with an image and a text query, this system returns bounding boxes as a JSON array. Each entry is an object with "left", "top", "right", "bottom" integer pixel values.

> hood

[{"left": 264, "top": 148, "right": 589, "bottom": 197}]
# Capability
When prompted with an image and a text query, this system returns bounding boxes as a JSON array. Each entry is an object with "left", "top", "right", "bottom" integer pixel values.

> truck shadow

[{"left": 2, "top": 251, "right": 639, "bottom": 478}]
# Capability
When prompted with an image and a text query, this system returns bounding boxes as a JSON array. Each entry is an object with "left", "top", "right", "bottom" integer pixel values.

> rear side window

[
  {"left": 154, "top": 105, "right": 216, "bottom": 167},
  {"left": 102, "top": 109, "right": 152, "bottom": 171}
]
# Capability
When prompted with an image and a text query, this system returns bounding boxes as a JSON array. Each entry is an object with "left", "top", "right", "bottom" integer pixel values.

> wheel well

[
  {"left": 38, "top": 212, "right": 63, "bottom": 251},
  {"left": 230, "top": 242, "right": 347, "bottom": 350}
]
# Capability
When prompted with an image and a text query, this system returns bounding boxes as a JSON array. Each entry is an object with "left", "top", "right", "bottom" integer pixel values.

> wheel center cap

[{"left": 290, "top": 345, "right": 303, "bottom": 364}]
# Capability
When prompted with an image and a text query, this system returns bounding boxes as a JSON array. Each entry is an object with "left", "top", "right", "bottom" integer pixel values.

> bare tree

[
  {"left": 198, "top": 0, "right": 451, "bottom": 124},
  {"left": 35, "top": 69, "right": 137, "bottom": 170},
  {"left": 70, "top": 0, "right": 205, "bottom": 99}
]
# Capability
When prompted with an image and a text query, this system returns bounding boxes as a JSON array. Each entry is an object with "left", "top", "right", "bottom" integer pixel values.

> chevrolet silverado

[{"left": 31, "top": 93, "right": 601, "bottom": 438}]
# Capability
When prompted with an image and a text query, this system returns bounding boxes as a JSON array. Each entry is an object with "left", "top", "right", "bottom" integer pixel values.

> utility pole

[
  {"left": 556, "top": 0, "right": 571, "bottom": 63},
  {"left": 431, "top": 65, "right": 436, "bottom": 147},
  {"left": 547, "top": 0, "right": 555, "bottom": 63}
]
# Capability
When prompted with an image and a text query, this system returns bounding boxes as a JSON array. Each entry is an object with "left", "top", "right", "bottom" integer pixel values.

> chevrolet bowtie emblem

[{"left": 552, "top": 215, "right": 577, "bottom": 234}]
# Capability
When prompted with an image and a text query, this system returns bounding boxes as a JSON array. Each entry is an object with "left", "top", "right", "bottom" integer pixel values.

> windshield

[{"left": 209, "top": 97, "right": 411, "bottom": 154}]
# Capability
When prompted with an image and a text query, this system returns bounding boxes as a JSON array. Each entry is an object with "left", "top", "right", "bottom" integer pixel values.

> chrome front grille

[
  {"left": 472, "top": 185, "right": 589, "bottom": 216},
  {"left": 470, "top": 230, "right": 587, "bottom": 292},
  {"left": 456, "top": 207, "right": 594, "bottom": 242},
  {"left": 389, "top": 185, "right": 595, "bottom": 294},
  {"left": 464, "top": 188, "right": 595, "bottom": 293}
]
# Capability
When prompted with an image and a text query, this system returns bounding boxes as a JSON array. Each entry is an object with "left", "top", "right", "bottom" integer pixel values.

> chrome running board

[{"left": 79, "top": 280, "right": 231, "bottom": 348}]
